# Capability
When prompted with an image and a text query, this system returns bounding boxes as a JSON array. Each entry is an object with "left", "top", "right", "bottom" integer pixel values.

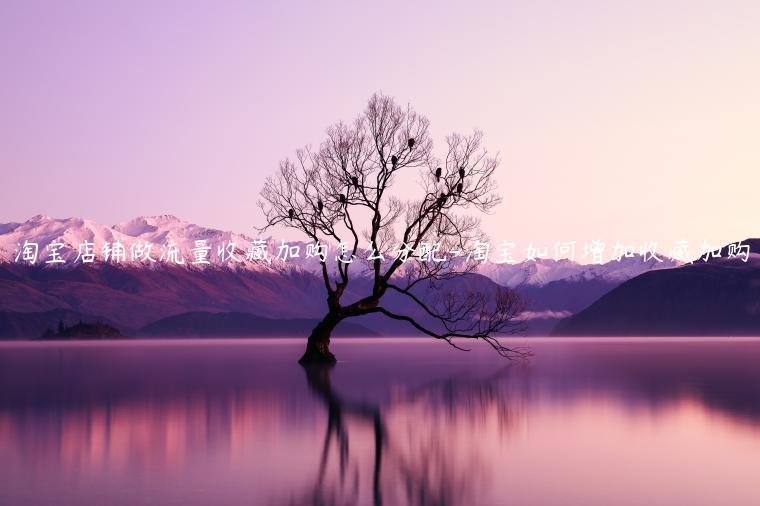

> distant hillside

[
  {"left": 0, "top": 263, "right": 333, "bottom": 330},
  {"left": 553, "top": 240, "right": 760, "bottom": 336},
  {"left": 0, "top": 263, "right": 526, "bottom": 338},
  {"left": 138, "top": 311, "right": 378, "bottom": 337}
]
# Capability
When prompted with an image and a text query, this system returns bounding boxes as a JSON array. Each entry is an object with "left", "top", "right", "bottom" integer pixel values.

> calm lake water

[{"left": 1, "top": 337, "right": 760, "bottom": 506}]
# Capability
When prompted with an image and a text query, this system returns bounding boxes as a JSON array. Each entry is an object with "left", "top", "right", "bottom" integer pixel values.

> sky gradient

[{"left": 2, "top": 0, "right": 759, "bottom": 257}]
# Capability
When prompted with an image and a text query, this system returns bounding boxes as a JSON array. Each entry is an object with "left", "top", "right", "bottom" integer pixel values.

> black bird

[
  {"left": 317, "top": 200, "right": 324, "bottom": 213},
  {"left": 439, "top": 192, "right": 447, "bottom": 204},
  {"left": 408, "top": 138, "right": 415, "bottom": 150},
  {"left": 459, "top": 167, "right": 465, "bottom": 179},
  {"left": 351, "top": 176, "right": 359, "bottom": 188},
  {"left": 339, "top": 193, "right": 346, "bottom": 204},
  {"left": 457, "top": 182, "right": 463, "bottom": 194},
  {"left": 288, "top": 208, "right": 294, "bottom": 220},
  {"left": 391, "top": 155, "right": 398, "bottom": 166},
  {"left": 435, "top": 167, "right": 442, "bottom": 181}
]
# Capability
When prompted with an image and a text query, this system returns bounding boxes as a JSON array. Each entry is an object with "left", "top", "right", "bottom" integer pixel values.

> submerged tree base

[
  {"left": 299, "top": 314, "right": 340, "bottom": 364},
  {"left": 298, "top": 346, "right": 337, "bottom": 365},
  {"left": 298, "top": 338, "right": 338, "bottom": 365}
]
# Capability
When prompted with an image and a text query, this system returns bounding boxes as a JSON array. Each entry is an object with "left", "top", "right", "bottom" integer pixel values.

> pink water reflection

[{"left": 0, "top": 338, "right": 759, "bottom": 505}]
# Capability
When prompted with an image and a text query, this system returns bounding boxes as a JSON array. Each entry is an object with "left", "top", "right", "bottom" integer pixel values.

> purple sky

[{"left": 2, "top": 1, "right": 759, "bottom": 256}]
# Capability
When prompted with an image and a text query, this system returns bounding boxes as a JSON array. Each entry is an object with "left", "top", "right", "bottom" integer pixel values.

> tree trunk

[{"left": 299, "top": 312, "right": 341, "bottom": 364}]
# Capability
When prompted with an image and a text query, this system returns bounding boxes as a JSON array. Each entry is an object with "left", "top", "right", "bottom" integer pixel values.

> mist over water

[{"left": 1, "top": 338, "right": 759, "bottom": 506}]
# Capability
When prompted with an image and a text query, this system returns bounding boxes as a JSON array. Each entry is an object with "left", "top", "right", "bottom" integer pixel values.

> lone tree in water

[{"left": 259, "top": 93, "right": 524, "bottom": 364}]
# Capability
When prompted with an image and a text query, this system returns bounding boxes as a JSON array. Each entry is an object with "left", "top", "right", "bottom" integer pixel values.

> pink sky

[{"left": 2, "top": 1, "right": 759, "bottom": 256}]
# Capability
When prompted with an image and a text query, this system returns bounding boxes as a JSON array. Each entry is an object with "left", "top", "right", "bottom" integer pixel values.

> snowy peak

[{"left": 0, "top": 216, "right": 131, "bottom": 262}]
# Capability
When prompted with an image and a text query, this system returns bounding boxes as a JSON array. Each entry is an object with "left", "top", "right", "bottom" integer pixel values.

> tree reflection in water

[{"left": 287, "top": 364, "right": 521, "bottom": 506}]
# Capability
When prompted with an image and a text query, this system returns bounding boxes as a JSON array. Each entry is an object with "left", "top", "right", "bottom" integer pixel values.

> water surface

[{"left": 1, "top": 337, "right": 759, "bottom": 505}]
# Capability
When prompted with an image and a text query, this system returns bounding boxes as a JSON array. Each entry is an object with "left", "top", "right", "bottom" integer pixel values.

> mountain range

[
  {"left": 0, "top": 215, "right": 685, "bottom": 338},
  {"left": 0, "top": 215, "right": 678, "bottom": 285}
]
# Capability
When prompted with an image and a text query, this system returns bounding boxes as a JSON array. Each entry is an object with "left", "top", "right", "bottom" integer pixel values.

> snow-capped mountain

[
  {"left": 0, "top": 214, "right": 323, "bottom": 272},
  {"left": 0, "top": 215, "right": 678, "bottom": 286},
  {"left": 0, "top": 215, "right": 697, "bottom": 338},
  {"left": 477, "top": 255, "right": 680, "bottom": 288}
]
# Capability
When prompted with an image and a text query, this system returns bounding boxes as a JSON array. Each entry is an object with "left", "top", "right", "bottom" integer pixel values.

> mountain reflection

[{"left": 1, "top": 339, "right": 760, "bottom": 506}]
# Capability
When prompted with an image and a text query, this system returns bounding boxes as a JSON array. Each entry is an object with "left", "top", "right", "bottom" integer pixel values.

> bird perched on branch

[
  {"left": 288, "top": 208, "right": 294, "bottom": 220},
  {"left": 339, "top": 194, "right": 346, "bottom": 204},
  {"left": 317, "top": 200, "right": 324, "bottom": 213},
  {"left": 459, "top": 167, "right": 465, "bottom": 179},
  {"left": 408, "top": 138, "right": 415, "bottom": 150},
  {"left": 435, "top": 167, "right": 442, "bottom": 181},
  {"left": 391, "top": 155, "right": 398, "bottom": 167},
  {"left": 457, "top": 182, "right": 463, "bottom": 194},
  {"left": 351, "top": 176, "right": 359, "bottom": 188}
]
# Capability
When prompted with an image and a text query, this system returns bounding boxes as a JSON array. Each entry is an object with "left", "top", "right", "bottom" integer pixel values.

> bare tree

[{"left": 258, "top": 93, "right": 525, "bottom": 363}]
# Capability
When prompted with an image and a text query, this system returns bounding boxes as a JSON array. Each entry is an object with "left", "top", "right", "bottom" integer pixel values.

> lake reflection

[{"left": 1, "top": 338, "right": 760, "bottom": 505}]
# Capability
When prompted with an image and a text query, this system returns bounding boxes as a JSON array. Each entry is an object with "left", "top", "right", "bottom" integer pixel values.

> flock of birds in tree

[{"left": 287, "top": 138, "right": 466, "bottom": 221}]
